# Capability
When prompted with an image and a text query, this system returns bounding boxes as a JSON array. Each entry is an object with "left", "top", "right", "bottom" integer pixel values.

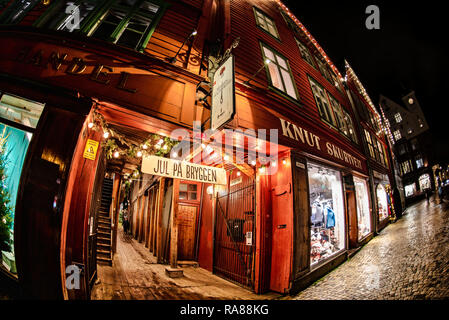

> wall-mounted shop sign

[
  {"left": 142, "top": 155, "right": 227, "bottom": 185},
  {"left": 211, "top": 55, "right": 235, "bottom": 130},
  {"left": 83, "top": 139, "right": 99, "bottom": 160},
  {"left": 279, "top": 118, "right": 363, "bottom": 170}
]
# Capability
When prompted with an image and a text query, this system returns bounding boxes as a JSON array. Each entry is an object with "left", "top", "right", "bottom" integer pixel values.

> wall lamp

[
  {"left": 169, "top": 29, "right": 198, "bottom": 64},
  {"left": 244, "top": 58, "right": 271, "bottom": 86}
]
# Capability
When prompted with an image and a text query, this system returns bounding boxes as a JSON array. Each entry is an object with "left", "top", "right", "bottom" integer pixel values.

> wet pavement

[{"left": 292, "top": 197, "right": 449, "bottom": 300}]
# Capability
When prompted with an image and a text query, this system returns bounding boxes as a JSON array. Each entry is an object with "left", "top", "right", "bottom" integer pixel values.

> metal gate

[{"left": 213, "top": 179, "right": 256, "bottom": 289}]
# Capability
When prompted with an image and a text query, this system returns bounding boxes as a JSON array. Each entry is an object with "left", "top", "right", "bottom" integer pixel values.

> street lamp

[{"left": 169, "top": 29, "right": 198, "bottom": 64}]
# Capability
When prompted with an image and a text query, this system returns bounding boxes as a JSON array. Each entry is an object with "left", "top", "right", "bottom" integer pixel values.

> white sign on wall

[
  {"left": 211, "top": 54, "right": 235, "bottom": 131},
  {"left": 141, "top": 155, "right": 227, "bottom": 185}
]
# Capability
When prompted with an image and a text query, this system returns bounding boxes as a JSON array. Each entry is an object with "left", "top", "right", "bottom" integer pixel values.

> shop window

[
  {"left": 88, "top": 0, "right": 166, "bottom": 51},
  {"left": 376, "top": 184, "right": 389, "bottom": 221},
  {"left": 419, "top": 174, "right": 431, "bottom": 191},
  {"left": 295, "top": 38, "right": 316, "bottom": 68},
  {"left": 0, "top": 92, "right": 45, "bottom": 274},
  {"left": 405, "top": 183, "right": 416, "bottom": 197},
  {"left": 354, "top": 177, "right": 371, "bottom": 240},
  {"left": 261, "top": 43, "right": 298, "bottom": 100},
  {"left": 309, "top": 77, "right": 337, "bottom": 127},
  {"left": 253, "top": 7, "right": 279, "bottom": 39},
  {"left": 179, "top": 183, "right": 197, "bottom": 201},
  {"left": 0, "top": 0, "right": 40, "bottom": 24},
  {"left": 38, "top": 0, "right": 102, "bottom": 32},
  {"left": 308, "top": 163, "right": 345, "bottom": 266}
]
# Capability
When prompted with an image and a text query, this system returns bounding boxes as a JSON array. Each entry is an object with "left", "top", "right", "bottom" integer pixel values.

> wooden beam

[
  {"left": 170, "top": 179, "right": 180, "bottom": 268},
  {"left": 156, "top": 178, "right": 165, "bottom": 263}
]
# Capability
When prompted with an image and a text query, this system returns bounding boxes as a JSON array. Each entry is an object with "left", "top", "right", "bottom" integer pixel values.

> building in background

[{"left": 379, "top": 92, "right": 434, "bottom": 206}]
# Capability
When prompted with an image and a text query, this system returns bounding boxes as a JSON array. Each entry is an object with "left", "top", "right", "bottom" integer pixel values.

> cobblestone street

[{"left": 292, "top": 197, "right": 449, "bottom": 300}]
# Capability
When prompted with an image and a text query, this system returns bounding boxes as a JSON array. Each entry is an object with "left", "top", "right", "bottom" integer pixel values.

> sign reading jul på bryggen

[{"left": 141, "top": 155, "right": 227, "bottom": 185}]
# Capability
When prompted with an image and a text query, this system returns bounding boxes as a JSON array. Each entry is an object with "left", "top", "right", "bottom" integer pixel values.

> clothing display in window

[
  {"left": 308, "top": 163, "right": 345, "bottom": 266},
  {"left": 354, "top": 176, "right": 371, "bottom": 240}
]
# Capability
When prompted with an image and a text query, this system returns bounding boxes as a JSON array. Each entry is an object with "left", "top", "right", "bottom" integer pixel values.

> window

[
  {"left": 393, "top": 130, "right": 402, "bottom": 141},
  {"left": 315, "top": 58, "right": 333, "bottom": 83},
  {"left": 295, "top": 38, "right": 315, "bottom": 67},
  {"left": 405, "top": 183, "right": 416, "bottom": 197},
  {"left": 411, "top": 139, "right": 418, "bottom": 151},
  {"left": 416, "top": 157, "right": 424, "bottom": 169},
  {"left": 0, "top": 0, "right": 40, "bottom": 24},
  {"left": 364, "top": 129, "right": 375, "bottom": 158},
  {"left": 261, "top": 43, "right": 298, "bottom": 100},
  {"left": 401, "top": 160, "right": 412, "bottom": 175},
  {"left": 419, "top": 174, "right": 431, "bottom": 191},
  {"left": 89, "top": 0, "right": 165, "bottom": 51},
  {"left": 343, "top": 111, "right": 358, "bottom": 143},
  {"left": 327, "top": 94, "right": 347, "bottom": 133},
  {"left": 39, "top": 0, "right": 101, "bottom": 32},
  {"left": 253, "top": 7, "right": 279, "bottom": 39},
  {"left": 394, "top": 112, "right": 402, "bottom": 123},
  {"left": 398, "top": 144, "right": 407, "bottom": 155},
  {"left": 179, "top": 183, "right": 198, "bottom": 201},
  {"left": 309, "top": 77, "right": 336, "bottom": 126}
]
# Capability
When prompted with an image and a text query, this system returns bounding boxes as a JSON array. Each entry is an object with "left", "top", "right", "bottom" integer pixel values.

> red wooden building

[{"left": 0, "top": 0, "right": 395, "bottom": 299}]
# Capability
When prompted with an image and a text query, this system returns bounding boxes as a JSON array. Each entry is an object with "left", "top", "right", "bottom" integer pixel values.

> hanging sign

[
  {"left": 83, "top": 139, "right": 99, "bottom": 160},
  {"left": 211, "top": 54, "right": 235, "bottom": 131},
  {"left": 141, "top": 155, "right": 227, "bottom": 185}
]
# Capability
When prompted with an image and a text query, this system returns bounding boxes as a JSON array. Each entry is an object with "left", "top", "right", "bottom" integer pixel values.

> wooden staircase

[{"left": 96, "top": 177, "right": 114, "bottom": 266}]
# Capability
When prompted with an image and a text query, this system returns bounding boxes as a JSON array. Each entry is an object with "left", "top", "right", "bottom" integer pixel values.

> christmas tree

[{"left": 0, "top": 126, "right": 13, "bottom": 253}]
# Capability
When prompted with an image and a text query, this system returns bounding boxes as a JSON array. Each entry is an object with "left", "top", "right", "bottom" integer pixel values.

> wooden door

[
  {"left": 346, "top": 190, "right": 358, "bottom": 248},
  {"left": 177, "top": 205, "right": 198, "bottom": 260}
]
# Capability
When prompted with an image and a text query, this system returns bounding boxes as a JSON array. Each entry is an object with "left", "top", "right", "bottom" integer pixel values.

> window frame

[
  {"left": 0, "top": 0, "right": 40, "bottom": 24},
  {"left": 260, "top": 41, "right": 300, "bottom": 102},
  {"left": 308, "top": 75, "right": 338, "bottom": 128},
  {"left": 295, "top": 37, "right": 316, "bottom": 68},
  {"left": 253, "top": 6, "right": 280, "bottom": 40}
]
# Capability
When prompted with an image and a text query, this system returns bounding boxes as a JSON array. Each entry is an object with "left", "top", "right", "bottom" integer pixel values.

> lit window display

[
  {"left": 0, "top": 93, "right": 44, "bottom": 274},
  {"left": 376, "top": 184, "right": 389, "bottom": 221},
  {"left": 419, "top": 174, "right": 431, "bottom": 191},
  {"left": 354, "top": 176, "right": 371, "bottom": 240},
  {"left": 405, "top": 183, "right": 416, "bottom": 197},
  {"left": 308, "top": 163, "right": 345, "bottom": 266}
]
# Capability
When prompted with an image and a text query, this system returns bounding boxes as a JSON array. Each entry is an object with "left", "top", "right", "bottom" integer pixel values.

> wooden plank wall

[{"left": 229, "top": 0, "right": 359, "bottom": 142}]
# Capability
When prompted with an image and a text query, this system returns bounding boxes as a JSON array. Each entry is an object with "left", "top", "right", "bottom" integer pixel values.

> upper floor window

[
  {"left": 344, "top": 111, "right": 358, "bottom": 144},
  {"left": 261, "top": 43, "right": 298, "bottom": 100},
  {"left": 89, "top": 0, "right": 163, "bottom": 50},
  {"left": 36, "top": 0, "right": 166, "bottom": 52},
  {"left": 393, "top": 130, "right": 402, "bottom": 141},
  {"left": 179, "top": 183, "right": 198, "bottom": 201},
  {"left": 411, "top": 139, "right": 419, "bottom": 151},
  {"left": 254, "top": 7, "right": 279, "bottom": 39},
  {"left": 309, "top": 77, "right": 336, "bottom": 127},
  {"left": 315, "top": 58, "right": 333, "bottom": 84},
  {"left": 295, "top": 38, "right": 315, "bottom": 67},
  {"left": 416, "top": 157, "right": 424, "bottom": 169},
  {"left": 0, "top": 0, "right": 40, "bottom": 24},
  {"left": 394, "top": 112, "right": 402, "bottom": 123},
  {"left": 327, "top": 94, "right": 347, "bottom": 134}
]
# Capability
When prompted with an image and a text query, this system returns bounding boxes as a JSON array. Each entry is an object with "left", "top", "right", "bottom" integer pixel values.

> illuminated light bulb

[
  {"left": 162, "top": 144, "right": 168, "bottom": 150},
  {"left": 282, "top": 159, "right": 287, "bottom": 165},
  {"left": 224, "top": 154, "right": 230, "bottom": 161},
  {"left": 237, "top": 171, "right": 241, "bottom": 177},
  {"left": 201, "top": 143, "right": 206, "bottom": 149},
  {"left": 271, "top": 160, "right": 277, "bottom": 167},
  {"left": 137, "top": 151, "right": 142, "bottom": 157},
  {"left": 264, "top": 58, "right": 271, "bottom": 65},
  {"left": 172, "top": 151, "right": 178, "bottom": 158},
  {"left": 88, "top": 122, "right": 94, "bottom": 129},
  {"left": 191, "top": 29, "right": 198, "bottom": 36},
  {"left": 113, "top": 151, "right": 119, "bottom": 158},
  {"left": 158, "top": 139, "right": 164, "bottom": 145},
  {"left": 103, "top": 131, "right": 110, "bottom": 139},
  {"left": 142, "top": 144, "right": 148, "bottom": 150},
  {"left": 251, "top": 160, "right": 256, "bottom": 166},
  {"left": 259, "top": 166, "right": 265, "bottom": 174}
]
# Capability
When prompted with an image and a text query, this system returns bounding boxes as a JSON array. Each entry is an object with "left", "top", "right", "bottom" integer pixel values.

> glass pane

[
  {"left": 0, "top": 93, "right": 45, "bottom": 129},
  {"left": 268, "top": 63, "right": 284, "bottom": 91},
  {"left": 354, "top": 177, "right": 371, "bottom": 240},
  {"left": 308, "top": 163, "right": 345, "bottom": 265},
  {"left": 275, "top": 54, "right": 288, "bottom": 70},
  {"left": 187, "top": 184, "right": 197, "bottom": 191},
  {"left": 140, "top": 0, "right": 160, "bottom": 14},
  {"left": 188, "top": 192, "right": 197, "bottom": 200},
  {"left": 117, "top": 0, "right": 138, "bottom": 8},
  {"left": 266, "top": 20, "right": 277, "bottom": 37},
  {"left": 179, "top": 183, "right": 188, "bottom": 192},
  {"left": 179, "top": 192, "right": 187, "bottom": 200},
  {"left": 263, "top": 47, "right": 275, "bottom": 61},
  {"left": 92, "top": 9, "right": 126, "bottom": 40},
  {"left": 280, "top": 69, "right": 297, "bottom": 99}
]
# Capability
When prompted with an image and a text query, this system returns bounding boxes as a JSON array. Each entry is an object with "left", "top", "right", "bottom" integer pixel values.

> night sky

[{"left": 281, "top": 0, "right": 449, "bottom": 160}]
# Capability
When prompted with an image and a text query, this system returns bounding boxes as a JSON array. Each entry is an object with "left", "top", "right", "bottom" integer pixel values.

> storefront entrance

[{"left": 213, "top": 173, "right": 256, "bottom": 289}]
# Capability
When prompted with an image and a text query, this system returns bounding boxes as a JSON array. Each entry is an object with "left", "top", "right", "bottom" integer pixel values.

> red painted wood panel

[{"left": 197, "top": 183, "right": 214, "bottom": 272}]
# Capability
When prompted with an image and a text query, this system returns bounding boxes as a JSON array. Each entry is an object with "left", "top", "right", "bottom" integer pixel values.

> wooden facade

[{"left": 0, "top": 0, "right": 396, "bottom": 299}]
